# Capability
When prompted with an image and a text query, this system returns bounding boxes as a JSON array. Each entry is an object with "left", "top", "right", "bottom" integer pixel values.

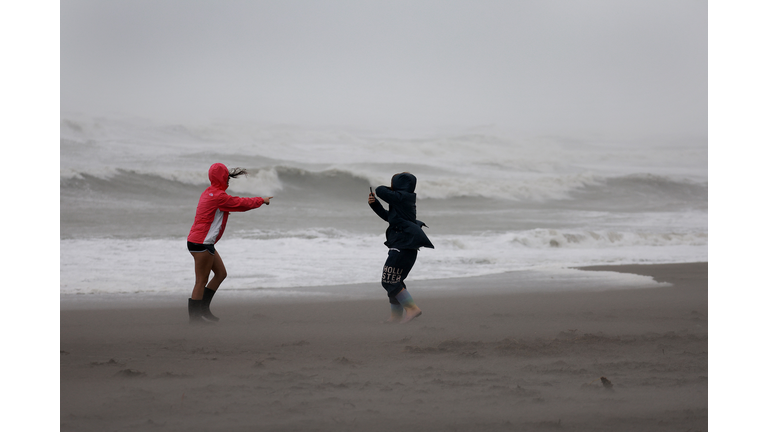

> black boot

[
  {"left": 188, "top": 298, "right": 213, "bottom": 324},
  {"left": 202, "top": 288, "right": 220, "bottom": 322}
]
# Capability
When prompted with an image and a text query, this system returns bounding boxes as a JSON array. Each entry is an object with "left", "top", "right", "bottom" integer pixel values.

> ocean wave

[
  {"left": 60, "top": 228, "right": 707, "bottom": 295},
  {"left": 230, "top": 227, "right": 708, "bottom": 250},
  {"left": 60, "top": 162, "right": 707, "bottom": 211},
  {"left": 60, "top": 114, "right": 707, "bottom": 205},
  {"left": 566, "top": 173, "right": 708, "bottom": 210},
  {"left": 494, "top": 228, "right": 708, "bottom": 249}
]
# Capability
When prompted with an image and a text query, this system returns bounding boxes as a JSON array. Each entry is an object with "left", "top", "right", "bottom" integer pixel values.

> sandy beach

[{"left": 60, "top": 262, "right": 707, "bottom": 431}]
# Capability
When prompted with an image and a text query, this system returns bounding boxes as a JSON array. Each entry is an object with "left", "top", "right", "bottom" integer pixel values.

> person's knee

[
  {"left": 216, "top": 268, "right": 228, "bottom": 281},
  {"left": 382, "top": 281, "right": 402, "bottom": 298}
]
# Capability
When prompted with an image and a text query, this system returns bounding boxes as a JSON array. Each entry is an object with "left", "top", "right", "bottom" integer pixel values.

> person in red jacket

[{"left": 186, "top": 163, "right": 272, "bottom": 323}]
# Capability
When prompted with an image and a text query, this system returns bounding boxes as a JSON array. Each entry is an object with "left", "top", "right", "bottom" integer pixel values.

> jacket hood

[
  {"left": 209, "top": 163, "right": 229, "bottom": 190},
  {"left": 391, "top": 173, "right": 417, "bottom": 193}
]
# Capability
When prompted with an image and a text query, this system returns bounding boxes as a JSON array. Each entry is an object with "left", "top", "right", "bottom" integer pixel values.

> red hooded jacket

[{"left": 187, "top": 163, "right": 265, "bottom": 244}]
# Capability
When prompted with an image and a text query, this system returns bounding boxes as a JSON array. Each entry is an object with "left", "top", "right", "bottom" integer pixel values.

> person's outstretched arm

[
  {"left": 374, "top": 185, "right": 398, "bottom": 204},
  {"left": 219, "top": 194, "right": 272, "bottom": 212},
  {"left": 368, "top": 190, "right": 388, "bottom": 221}
]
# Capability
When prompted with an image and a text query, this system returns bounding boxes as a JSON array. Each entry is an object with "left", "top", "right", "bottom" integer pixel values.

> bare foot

[
  {"left": 383, "top": 315, "right": 402, "bottom": 324},
  {"left": 400, "top": 307, "right": 422, "bottom": 324}
]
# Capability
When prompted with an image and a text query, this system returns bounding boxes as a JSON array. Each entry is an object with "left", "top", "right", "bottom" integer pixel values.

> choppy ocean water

[{"left": 60, "top": 115, "right": 707, "bottom": 299}]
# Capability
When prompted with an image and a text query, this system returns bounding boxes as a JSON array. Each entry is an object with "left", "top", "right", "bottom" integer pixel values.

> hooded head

[
  {"left": 391, "top": 172, "right": 417, "bottom": 193},
  {"left": 208, "top": 163, "right": 230, "bottom": 190}
]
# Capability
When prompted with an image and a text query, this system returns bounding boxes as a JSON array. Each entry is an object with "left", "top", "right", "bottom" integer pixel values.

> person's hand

[
  {"left": 264, "top": 196, "right": 273, "bottom": 205},
  {"left": 368, "top": 192, "right": 376, "bottom": 204}
]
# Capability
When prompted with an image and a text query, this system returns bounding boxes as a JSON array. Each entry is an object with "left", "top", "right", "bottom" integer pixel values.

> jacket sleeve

[
  {"left": 375, "top": 186, "right": 398, "bottom": 204},
  {"left": 369, "top": 199, "right": 389, "bottom": 222},
  {"left": 218, "top": 194, "right": 265, "bottom": 212}
]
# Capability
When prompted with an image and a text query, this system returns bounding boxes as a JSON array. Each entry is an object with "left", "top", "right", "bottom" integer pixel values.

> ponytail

[{"left": 229, "top": 167, "right": 248, "bottom": 179}]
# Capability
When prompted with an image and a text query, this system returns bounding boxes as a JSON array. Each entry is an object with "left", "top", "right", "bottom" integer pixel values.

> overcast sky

[{"left": 61, "top": 0, "right": 707, "bottom": 136}]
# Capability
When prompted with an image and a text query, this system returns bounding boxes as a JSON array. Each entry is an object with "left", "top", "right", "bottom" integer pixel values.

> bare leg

[
  {"left": 190, "top": 252, "right": 214, "bottom": 300},
  {"left": 206, "top": 251, "right": 227, "bottom": 291},
  {"left": 394, "top": 288, "right": 422, "bottom": 324}
]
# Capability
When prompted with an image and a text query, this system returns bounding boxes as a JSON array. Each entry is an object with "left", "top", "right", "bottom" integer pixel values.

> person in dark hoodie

[{"left": 368, "top": 172, "right": 434, "bottom": 324}]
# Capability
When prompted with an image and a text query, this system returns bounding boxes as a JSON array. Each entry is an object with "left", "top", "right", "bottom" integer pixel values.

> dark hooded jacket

[{"left": 369, "top": 173, "right": 434, "bottom": 250}]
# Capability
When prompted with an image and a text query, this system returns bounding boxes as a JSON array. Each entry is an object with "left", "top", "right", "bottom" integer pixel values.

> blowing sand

[{"left": 60, "top": 262, "right": 707, "bottom": 431}]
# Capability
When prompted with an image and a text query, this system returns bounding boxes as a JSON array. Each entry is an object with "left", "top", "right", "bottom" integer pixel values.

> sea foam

[{"left": 60, "top": 114, "right": 707, "bottom": 299}]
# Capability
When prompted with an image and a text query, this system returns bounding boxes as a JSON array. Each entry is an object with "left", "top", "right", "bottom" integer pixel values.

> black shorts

[{"left": 187, "top": 241, "right": 216, "bottom": 256}]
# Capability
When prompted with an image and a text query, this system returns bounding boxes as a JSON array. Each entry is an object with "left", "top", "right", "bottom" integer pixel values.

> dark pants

[{"left": 381, "top": 248, "right": 418, "bottom": 304}]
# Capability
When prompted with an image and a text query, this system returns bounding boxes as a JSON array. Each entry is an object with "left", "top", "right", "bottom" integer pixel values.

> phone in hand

[{"left": 369, "top": 187, "right": 373, "bottom": 194}]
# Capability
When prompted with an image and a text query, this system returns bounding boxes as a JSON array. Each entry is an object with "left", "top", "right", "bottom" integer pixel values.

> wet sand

[{"left": 60, "top": 262, "right": 707, "bottom": 431}]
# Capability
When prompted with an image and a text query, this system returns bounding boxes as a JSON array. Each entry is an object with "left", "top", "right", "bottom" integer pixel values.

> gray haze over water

[
  {"left": 61, "top": 0, "right": 706, "bottom": 138},
  {"left": 59, "top": 1, "right": 708, "bottom": 296}
]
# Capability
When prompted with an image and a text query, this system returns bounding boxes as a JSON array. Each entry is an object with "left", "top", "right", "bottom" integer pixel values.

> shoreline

[
  {"left": 60, "top": 261, "right": 704, "bottom": 310},
  {"left": 61, "top": 262, "right": 707, "bottom": 431}
]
